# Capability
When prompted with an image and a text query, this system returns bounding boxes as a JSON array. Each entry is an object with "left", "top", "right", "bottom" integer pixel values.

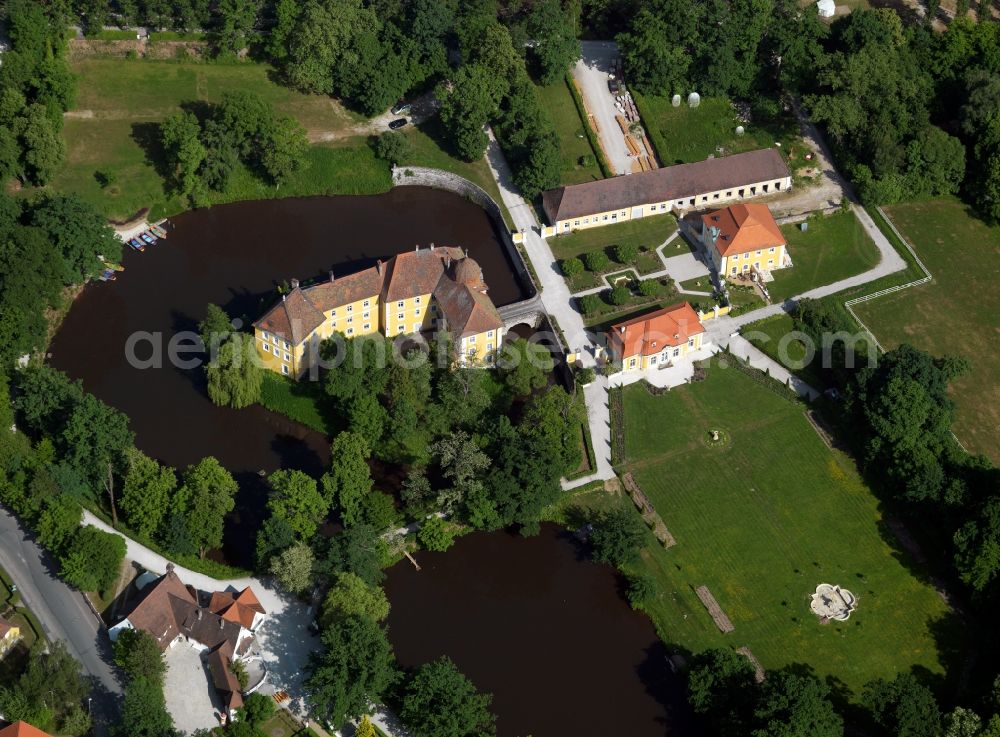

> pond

[
  {"left": 48, "top": 187, "right": 527, "bottom": 563},
  {"left": 384, "top": 523, "right": 691, "bottom": 737}
]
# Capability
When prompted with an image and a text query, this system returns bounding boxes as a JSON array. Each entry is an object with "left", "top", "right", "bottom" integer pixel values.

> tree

[
  {"left": 436, "top": 64, "right": 502, "bottom": 161},
  {"left": 614, "top": 244, "right": 639, "bottom": 263},
  {"left": 30, "top": 194, "right": 123, "bottom": 284},
  {"left": 430, "top": 431, "right": 490, "bottom": 515},
  {"left": 60, "top": 526, "right": 127, "bottom": 592},
  {"left": 267, "top": 469, "right": 328, "bottom": 541},
  {"left": 361, "top": 490, "right": 401, "bottom": 532},
  {"left": 398, "top": 656, "right": 496, "bottom": 737},
  {"left": 510, "top": 128, "right": 561, "bottom": 201},
  {"left": 943, "top": 707, "right": 983, "bottom": 737},
  {"left": 305, "top": 614, "right": 398, "bottom": 729},
  {"left": 638, "top": 279, "right": 662, "bottom": 297},
  {"left": 206, "top": 333, "right": 264, "bottom": 409},
  {"left": 270, "top": 541, "right": 315, "bottom": 593},
  {"left": 323, "top": 432, "right": 374, "bottom": 526},
  {"left": 953, "top": 496, "right": 1000, "bottom": 591},
  {"left": 583, "top": 249, "right": 610, "bottom": 272},
  {"left": 262, "top": 115, "right": 309, "bottom": 186},
  {"left": 590, "top": 506, "right": 645, "bottom": 566},
  {"left": 863, "top": 674, "right": 942, "bottom": 737},
  {"left": 578, "top": 294, "right": 601, "bottom": 315},
  {"left": 355, "top": 717, "right": 376, "bottom": 737},
  {"left": 753, "top": 671, "right": 843, "bottom": 737},
  {"left": 0, "top": 641, "right": 92, "bottom": 736},
  {"left": 18, "top": 104, "right": 66, "bottom": 185},
  {"left": 372, "top": 130, "right": 410, "bottom": 165},
  {"left": 213, "top": 0, "right": 260, "bottom": 56},
  {"left": 238, "top": 692, "right": 276, "bottom": 726},
  {"left": 120, "top": 449, "right": 177, "bottom": 540},
  {"left": 418, "top": 515, "right": 455, "bottom": 552},
  {"left": 118, "top": 676, "right": 175, "bottom": 737},
  {"left": 321, "top": 523, "right": 386, "bottom": 586},
  {"left": 59, "top": 392, "right": 134, "bottom": 489},
  {"left": 496, "top": 338, "right": 552, "bottom": 397},
  {"left": 255, "top": 515, "right": 296, "bottom": 570},
  {"left": 160, "top": 111, "right": 207, "bottom": 201},
  {"left": 617, "top": 9, "right": 690, "bottom": 96},
  {"left": 199, "top": 303, "right": 232, "bottom": 351},
  {"left": 561, "top": 257, "right": 584, "bottom": 277},
  {"left": 114, "top": 629, "right": 166, "bottom": 686},
  {"left": 173, "top": 457, "right": 239, "bottom": 558},
  {"left": 687, "top": 648, "right": 758, "bottom": 734},
  {"left": 525, "top": 0, "right": 580, "bottom": 84},
  {"left": 319, "top": 571, "right": 390, "bottom": 628},
  {"left": 36, "top": 495, "right": 82, "bottom": 553},
  {"left": 609, "top": 285, "right": 631, "bottom": 306}
]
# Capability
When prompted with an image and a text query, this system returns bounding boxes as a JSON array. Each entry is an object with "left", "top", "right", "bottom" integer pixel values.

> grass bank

[{"left": 535, "top": 77, "right": 604, "bottom": 185}]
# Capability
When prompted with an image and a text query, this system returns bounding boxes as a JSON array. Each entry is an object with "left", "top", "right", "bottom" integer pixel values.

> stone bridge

[{"left": 497, "top": 294, "right": 546, "bottom": 332}]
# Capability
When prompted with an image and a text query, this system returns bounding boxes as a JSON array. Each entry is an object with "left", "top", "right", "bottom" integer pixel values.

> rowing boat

[{"left": 150, "top": 224, "right": 167, "bottom": 238}]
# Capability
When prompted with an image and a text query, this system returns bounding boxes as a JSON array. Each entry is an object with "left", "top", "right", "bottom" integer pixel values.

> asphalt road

[{"left": 0, "top": 506, "right": 121, "bottom": 735}]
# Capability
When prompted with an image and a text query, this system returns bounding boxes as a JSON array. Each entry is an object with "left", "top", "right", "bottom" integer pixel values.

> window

[
  {"left": 284, "top": 352, "right": 290, "bottom": 362},
  {"left": 283, "top": 341, "right": 289, "bottom": 350},
  {"left": 414, "top": 308, "right": 421, "bottom": 316},
  {"left": 363, "top": 311, "right": 370, "bottom": 319},
  {"left": 574, "top": 220, "right": 580, "bottom": 226},
  {"left": 363, "top": 299, "right": 370, "bottom": 307},
  {"left": 397, "top": 325, "right": 405, "bottom": 333},
  {"left": 487, "top": 330, "right": 494, "bottom": 338},
  {"left": 415, "top": 297, "right": 421, "bottom": 304},
  {"left": 762, "top": 184, "right": 769, "bottom": 193},
  {"left": 397, "top": 313, "right": 404, "bottom": 320},
  {"left": 583, "top": 218, "right": 589, "bottom": 224},
  {"left": 260, "top": 331, "right": 268, "bottom": 341},
  {"left": 363, "top": 323, "right": 371, "bottom": 330},
  {"left": 263, "top": 343, "right": 270, "bottom": 353},
  {"left": 397, "top": 300, "right": 404, "bottom": 308},
  {"left": 767, "top": 260, "right": 773, "bottom": 267},
  {"left": 331, "top": 310, "right": 336, "bottom": 317},
  {"left": 346, "top": 328, "right": 354, "bottom": 335},
  {"left": 281, "top": 365, "right": 289, "bottom": 375},
  {"left": 661, "top": 351, "right": 668, "bottom": 361},
  {"left": 713, "top": 193, "right": 719, "bottom": 199},
  {"left": 731, "top": 267, "right": 737, "bottom": 275},
  {"left": 689, "top": 198, "right": 695, "bottom": 205},
  {"left": 775, "top": 181, "right": 782, "bottom": 190},
  {"left": 603, "top": 215, "right": 609, "bottom": 221},
  {"left": 629, "top": 358, "right": 637, "bottom": 368},
  {"left": 687, "top": 339, "right": 694, "bottom": 348},
  {"left": 271, "top": 336, "right": 278, "bottom": 344},
  {"left": 650, "top": 356, "right": 657, "bottom": 365},
  {"left": 769, "top": 246, "right": 775, "bottom": 253},
  {"left": 346, "top": 317, "right": 353, "bottom": 324},
  {"left": 347, "top": 304, "right": 353, "bottom": 313},
  {"left": 756, "top": 250, "right": 761, "bottom": 256},
  {"left": 611, "top": 213, "right": 618, "bottom": 220},
  {"left": 469, "top": 335, "right": 476, "bottom": 343},
  {"left": 486, "top": 343, "right": 493, "bottom": 352},
  {"left": 673, "top": 348, "right": 680, "bottom": 357},
  {"left": 726, "top": 191, "right": 732, "bottom": 197}
]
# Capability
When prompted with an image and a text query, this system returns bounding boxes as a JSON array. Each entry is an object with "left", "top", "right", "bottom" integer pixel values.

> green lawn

[
  {"left": 550, "top": 215, "right": 677, "bottom": 260},
  {"left": 768, "top": 211, "right": 881, "bottom": 302},
  {"left": 613, "top": 367, "right": 960, "bottom": 696},
  {"left": 743, "top": 313, "right": 829, "bottom": 390},
  {"left": 535, "top": 78, "right": 603, "bottom": 185},
  {"left": 851, "top": 198, "right": 1000, "bottom": 462},
  {"left": 259, "top": 372, "right": 335, "bottom": 436},
  {"left": 633, "top": 94, "right": 798, "bottom": 166}
]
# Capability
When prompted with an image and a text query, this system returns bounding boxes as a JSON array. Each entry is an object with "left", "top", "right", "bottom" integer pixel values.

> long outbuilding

[{"left": 542, "top": 148, "right": 791, "bottom": 235}]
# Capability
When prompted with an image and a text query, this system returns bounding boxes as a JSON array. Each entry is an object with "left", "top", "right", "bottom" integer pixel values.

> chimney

[
  {"left": 329, "top": 270, "right": 335, "bottom": 283},
  {"left": 429, "top": 242, "right": 435, "bottom": 251},
  {"left": 415, "top": 244, "right": 419, "bottom": 251},
  {"left": 290, "top": 278, "right": 300, "bottom": 290},
  {"left": 376, "top": 259, "right": 383, "bottom": 275},
  {"left": 166, "top": 563, "right": 175, "bottom": 573},
  {"left": 197, "top": 609, "right": 202, "bottom": 621},
  {"left": 444, "top": 253, "right": 451, "bottom": 269},
  {"left": 282, "top": 294, "right": 286, "bottom": 302}
]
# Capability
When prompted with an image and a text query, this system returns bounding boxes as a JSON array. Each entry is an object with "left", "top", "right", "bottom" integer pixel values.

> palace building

[
  {"left": 253, "top": 245, "right": 505, "bottom": 378},
  {"left": 608, "top": 302, "right": 706, "bottom": 372},
  {"left": 699, "top": 202, "right": 788, "bottom": 279}
]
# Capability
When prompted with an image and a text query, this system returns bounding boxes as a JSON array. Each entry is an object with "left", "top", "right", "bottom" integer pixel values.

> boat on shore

[
  {"left": 140, "top": 232, "right": 156, "bottom": 244},
  {"left": 150, "top": 224, "right": 167, "bottom": 238},
  {"left": 129, "top": 238, "right": 145, "bottom": 251}
]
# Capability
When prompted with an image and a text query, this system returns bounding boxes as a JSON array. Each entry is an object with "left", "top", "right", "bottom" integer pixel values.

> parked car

[
  {"left": 608, "top": 78, "right": 622, "bottom": 94},
  {"left": 388, "top": 118, "right": 408, "bottom": 130},
  {"left": 391, "top": 101, "right": 411, "bottom": 115}
]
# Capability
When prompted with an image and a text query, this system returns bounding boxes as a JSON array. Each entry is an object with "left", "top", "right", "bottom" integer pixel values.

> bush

[
  {"left": 609, "top": 285, "right": 632, "bottom": 306},
  {"left": 576, "top": 367, "right": 596, "bottom": 385},
  {"left": 417, "top": 516, "right": 455, "bottom": 552},
  {"left": 561, "top": 257, "right": 584, "bottom": 277},
  {"left": 613, "top": 244, "right": 639, "bottom": 263},
  {"left": 590, "top": 507, "right": 645, "bottom": 566},
  {"left": 578, "top": 294, "right": 602, "bottom": 315},
  {"left": 638, "top": 279, "right": 661, "bottom": 297},
  {"left": 626, "top": 572, "right": 657, "bottom": 608},
  {"left": 579, "top": 154, "right": 596, "bottom": 167},
  {"left": 583, "top": 250, "right": 611, "bottom": 273},
  {"left": 371, "top": 130, "right": 410, "bottom": 166}
]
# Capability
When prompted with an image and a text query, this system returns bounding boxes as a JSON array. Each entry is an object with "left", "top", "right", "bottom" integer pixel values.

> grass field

[
  {"left": 743, "top": 313, "right": 829, "bottom": 390},
  {"left": 852, "top": 198, "right": 1000, "bottom": 462},
  {"left": 608, "top": 367, "right": 960, "bottom": 695},
  {"left": 550, "top": 215, "right": 676, "bottom": 260},
  {"left": 634, "top": 94, "right": 798, "bottom": 166},
  {"left": 53, "top": 58, "right": 507, "bottom": 224},
  {"left": 535, "top": 78, "right": 604, "bottom": 185},
  {"left": 768, "top": 211, "right": 881, "bottom": 301}
]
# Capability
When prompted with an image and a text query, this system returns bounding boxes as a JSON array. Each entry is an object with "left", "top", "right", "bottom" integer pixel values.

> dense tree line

[
  {"left": 0, "top": 641, "right": 94, "bottom": 735},
  {"left": 0, "top": 0, "right": 74, "bottom": 186},
  {"left": 160, "top": 91, "right": 309, "bottom": 206}
]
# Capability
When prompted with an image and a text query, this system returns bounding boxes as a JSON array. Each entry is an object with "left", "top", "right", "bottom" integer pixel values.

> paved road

[
  {"left": 0, "top": 506, "right": 121, "bottom": 735},
  {"left": 572, "top": 41, "right": 632, "bottom": 176}
]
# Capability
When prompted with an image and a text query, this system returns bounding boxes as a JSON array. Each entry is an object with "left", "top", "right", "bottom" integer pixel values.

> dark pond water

[
  {"left": 384, "top": 523, "right": 690, "bottom": 737},
  {"left": 48, "top": 187, "right": 526, "bottom": 562}
]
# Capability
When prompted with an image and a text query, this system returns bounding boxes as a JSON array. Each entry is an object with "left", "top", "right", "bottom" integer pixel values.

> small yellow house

[
  {"left": 0, "top": 616, "right": 21, "bottom": 659},
  {"left": 253, "top": 246, "right": 505, "bottom": 378},
  {"left": 700, "top": 203, "right": 788, "bottom": 279},
  {"left": 608, "top": 302, "right": 706, "bottom": 371}
]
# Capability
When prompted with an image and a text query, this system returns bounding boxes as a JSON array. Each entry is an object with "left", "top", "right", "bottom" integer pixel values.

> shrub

[
  {"left": 626, "top": 573, "right": 657, "bottom": 608},
  {"left": 576, "top": 367, "right": 596, "bottom": 385},
  {"left": 578, "top": 294, "right": 602, "bottom": 315},
  {"left": 590, "top": 507, "right": 645, "bottom": 566},
  {"left": 613, "top": 244, "right": 639, "bottom": 263},
  {"left": 371, "top": 130, "right": 410, "bottom": 165},
  {"left": 583, "top": 250, "right": 611, "bottom": 272},
  {"left": 417, "top": 516, "right": 455, "bottom": 552},
  {"left": 609, "top": 285, "right": 631, "bottom": 306},
  {"left": 578, "top": 154, "right": 596, "bottom": 167},
  {"left": 561, "top": 257, "right": 584, "bottom": 277},
  {"left": 638, "top": 279, "right": 661, "bottom": 297}
]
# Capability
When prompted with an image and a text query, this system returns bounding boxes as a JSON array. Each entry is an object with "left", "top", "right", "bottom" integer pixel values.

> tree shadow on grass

[{"left": 130, "top": 121, "right": 172, "bottom": 183}]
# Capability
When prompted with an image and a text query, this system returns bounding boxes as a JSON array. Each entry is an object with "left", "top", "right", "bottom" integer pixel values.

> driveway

[
  {"left": 572, "top": 41, "right": 632, "bottom": 175},
  {"left": 164, "top": 644, "right": 220, "bottom": 732}
]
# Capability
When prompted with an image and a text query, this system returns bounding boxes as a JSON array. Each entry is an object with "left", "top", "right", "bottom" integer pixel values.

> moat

[{"left": 49, "top": 188, "right": 688, "bottom": 737}]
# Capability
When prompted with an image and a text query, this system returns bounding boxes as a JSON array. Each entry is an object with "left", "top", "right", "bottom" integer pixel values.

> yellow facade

[
  {"left": 457, "top": 327, "right": 504, "bottom": 365},
  {"left": 255, "top": 329, "right": 302, "bottom": 378},
  {"left": 324, "top": 295, "right": 381, "bottom": 340},
  {"left": 717, "top": 244, "right": 787, "bottom": 278},
  {"left": 555, "top": 203, "right": 674, "bottom": 234},
  {"left": 621, "top": 332, "right": 704, "bottom": 372},
  {"left": 0, "top": 623, "right": 20, "bottom": 658},
  {"left": 383, "top": 294, "right": 433, "bottom": 337}
]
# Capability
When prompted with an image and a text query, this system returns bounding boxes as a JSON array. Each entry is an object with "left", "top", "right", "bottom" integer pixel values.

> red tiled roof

[
  {"left": 542, "top": 148, "right": 790, "bottom": 223},
  {"left": 0, "top": 617, "right": 13, "bottom": 639},
  {"left": 609, "top": 303, "right": 704, "bottom": 359},
  {"left": 254, "top": 287, "right": 326, "bottom": 345},
  {"left": 306, "top": 268, "right": 385, "bottom": 312},
  {"left": 120, "top": 570, "right": 198, "bottom": 650},
  {"left": 383, "top": 246, "right": 465, "bottom": 302},
  {"left": 0, "top": 722, "right": 52, "bottom": 737},
  {"left": 208, "top": 588, "right": 266, "bottom": 630},
  {"left": 701, "top": 203, "right": 785, "bottom": 257},
  {"left": 433, "top": 277, "right": 502, "bottom": 337}
]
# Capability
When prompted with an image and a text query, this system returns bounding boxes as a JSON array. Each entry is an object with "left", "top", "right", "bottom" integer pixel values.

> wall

[{"left": 392, "top": 167, "right": 537, "bottom": 300}]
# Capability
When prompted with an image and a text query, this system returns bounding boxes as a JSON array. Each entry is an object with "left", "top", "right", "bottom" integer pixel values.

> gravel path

[{"left": 572, "top": 41, "right": 632, "bottom": 176}]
